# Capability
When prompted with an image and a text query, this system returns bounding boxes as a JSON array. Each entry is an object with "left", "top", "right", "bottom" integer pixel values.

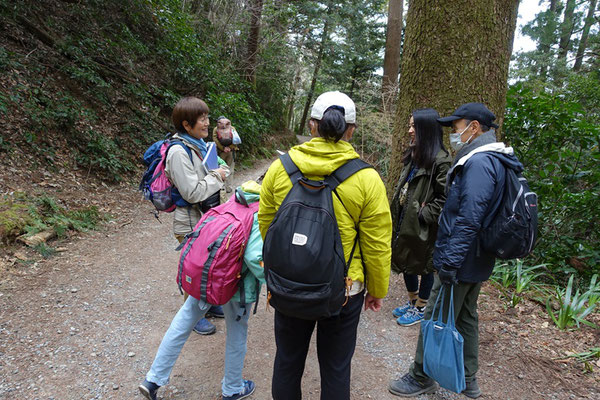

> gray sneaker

[
  {"left": 462, "top": 378, "right": 481, "bottom": 398},
  {"left": 389, "top": 373, "right": 438, "bottom": 397}
]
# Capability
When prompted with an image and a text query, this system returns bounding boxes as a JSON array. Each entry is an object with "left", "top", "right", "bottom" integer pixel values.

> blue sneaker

[
  {"left": 138, "top": 379, "right": 160, "bottom": 400},
  {"left": 396, "top": 307, "right": 424, "bottom": 326},
  {"left": 206, "top": 305, "right": 225, "bottom": 318},
  {"left": 193, "top": 318, "right": 216, "bottom": 335},
  {"left": 223, "top": 379, "right": 255, "bottom": 400},
  {"left": 392, "top": 301, "right": 414, "bottom": 318}
]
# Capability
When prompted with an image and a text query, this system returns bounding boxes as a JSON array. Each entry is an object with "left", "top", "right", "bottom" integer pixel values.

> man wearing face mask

[{"left": 389, "top": 103, "right": 523, "bottom": 399}]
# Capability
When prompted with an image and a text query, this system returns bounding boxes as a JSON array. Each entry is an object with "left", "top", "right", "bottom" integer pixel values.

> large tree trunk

[
  {"left": 573, "top": 0, "right": 598, "bottom": 71},
  {"left": 388, "top": 0, "right": 519, "bottom": 191},
  {"left": 381, "top": 0, "right": 403, "bottom": 110},
  {"left": 297, "top": 10, "right": 331, "bottom": 135},
  {"left": 245, "top": 0, "right": 263, "bottom": 84},
  {"left": 558, "top": 0, "right": 577, "bottom": 62}
]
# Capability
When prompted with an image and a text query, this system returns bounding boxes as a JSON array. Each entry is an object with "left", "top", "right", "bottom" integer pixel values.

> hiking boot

[
  {"left": 388, "top": 373, "right": 438, "bottom": 397},
  {"left": 392, "top": 301, "right": 414, "bottom": 318},
  {"left": 462, "top": 378, "right": 481, "bottom": 398},
  {"left": 223, "top": 379, "right": 255, "bottom": 400},
  {"left": 396, "top": 307, "right": 425, "bottom": 326},
  {"left": 138, "top": 379, "right": 160, "bottom": 400},
  {"left": 193, "top": 318, "right": 216, "bottom": 335},
  {"left": 206, "top": 305, "right": 225, "bottom": 318}
]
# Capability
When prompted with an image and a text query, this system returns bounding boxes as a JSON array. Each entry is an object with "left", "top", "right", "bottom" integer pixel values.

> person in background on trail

[
  {"left": 213, "top": 116, "right": 239, "bottom": 193},
  {"left": 259, "top": 91, "right": 392, "bottom": 400},
  {"left": 390, "top": 108, "right": 451, "bottom": 327},
  {"left": 389, "top": 103, "right": 523, "bottom": 399},
  {"left": 165, "top": 96, "right": 229, "bottom": 335},
  {"left": 139, "top": 180, "right": 264, "bottom": 400}
]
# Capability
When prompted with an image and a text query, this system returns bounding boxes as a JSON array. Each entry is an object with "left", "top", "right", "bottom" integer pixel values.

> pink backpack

[{"left": 176, "top": 190, "right": 259, "bottom": 305}]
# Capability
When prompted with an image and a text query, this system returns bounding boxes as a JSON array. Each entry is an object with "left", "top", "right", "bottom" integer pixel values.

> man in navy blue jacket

[{"left": 389, "top": 103, "right": 523, "bottom": 399}]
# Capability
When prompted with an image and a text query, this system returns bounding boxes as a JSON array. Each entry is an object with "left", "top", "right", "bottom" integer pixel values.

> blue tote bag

[{"left": 422, "top": 285, "right": 466, "bottom": 393}]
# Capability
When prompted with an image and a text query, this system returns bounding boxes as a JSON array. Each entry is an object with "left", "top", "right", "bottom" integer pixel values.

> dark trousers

[
  {"left": 403, "top": 272, "right": 434, "bottom": 300},
  {"left": 271, "top": 291, "right": 365, "bottom": 400},
  {"left": 410, "top": 274, "right": 482, "bottom": 383}
]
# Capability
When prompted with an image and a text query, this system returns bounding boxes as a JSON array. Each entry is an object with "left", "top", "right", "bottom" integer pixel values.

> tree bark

[
  {"left": 245, "top": 0, "right": 264, "bottom": 84},
  {"left": 558, "top": 0, "right": 577, "bottom": 62},
  {"left": 388, "top": 0, "right": 519, "bottom": 192},
  {"left": 573, "top": 0, "right": 598, "bottom": 71},
  {"left": 382, "top": 0, "right": 403, "bottom": 109},
  {"left": 297, "top": 9, "right": 331, "bottom": 135}
]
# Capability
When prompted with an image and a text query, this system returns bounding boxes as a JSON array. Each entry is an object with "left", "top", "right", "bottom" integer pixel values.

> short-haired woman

[{"left": 390, "top": 108, "right": 451, "bottom": 326}]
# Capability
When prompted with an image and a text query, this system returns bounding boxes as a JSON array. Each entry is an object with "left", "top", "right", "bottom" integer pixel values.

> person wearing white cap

[{"left": 259, "top": 91, "right": 392, "bottom": 400}]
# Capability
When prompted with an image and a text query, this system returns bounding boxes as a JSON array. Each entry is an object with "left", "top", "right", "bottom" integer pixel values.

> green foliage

[
  {"left": 491, "top": 260, "right": 547, "bottom": 308},
  {"left": 0, "top": 193, "right": 104, "bottom": 243},
  {"left": 504, "top": 80, "right": 600, "bottom": 278},
  {"left": 75, "top": 129, "right": 135, "bottom": 181},
  {"left": 567, "top": 347, "right": 600, "bottom": 373},
  {"left": 546, "top": 274, "right": 599, "bottom": 330}
]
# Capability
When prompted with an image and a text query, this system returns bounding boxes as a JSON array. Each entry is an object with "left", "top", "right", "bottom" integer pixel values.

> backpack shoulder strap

[
  {"left": 279, "top": 153, "right": 303, "bottom": 183},
  {"left": 166, "top": 140, "right": 194, "bottom": 164},
  {"left": 326, "top": 158, "right": 372, "bottom": 191}
]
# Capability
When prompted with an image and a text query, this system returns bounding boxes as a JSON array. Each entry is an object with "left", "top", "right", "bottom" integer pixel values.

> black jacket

[{"left": 433, "top": 141, "right": 523, "bottom": 283}]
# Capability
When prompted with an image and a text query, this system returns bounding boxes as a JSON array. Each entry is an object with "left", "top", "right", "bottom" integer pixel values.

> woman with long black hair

[{"left": 390, "top": 108, "right": 451, "bottom": 326}]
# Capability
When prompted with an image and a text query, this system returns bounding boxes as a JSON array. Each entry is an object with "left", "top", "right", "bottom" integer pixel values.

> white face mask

[{"left": 450, "top": 123, "right": 474, "bottom": 151}]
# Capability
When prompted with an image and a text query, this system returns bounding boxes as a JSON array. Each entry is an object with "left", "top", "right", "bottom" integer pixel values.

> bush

[
  {"left": 0, "top": 193, "right": 105, "bottom": 243},
  {"left": 504, "top": 82, "right": 600, "bottom": 279}
]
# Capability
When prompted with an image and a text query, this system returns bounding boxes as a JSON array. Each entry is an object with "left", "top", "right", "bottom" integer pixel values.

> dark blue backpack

[
  {"left": 139, "top": 135, "right": 194, "bottom": 211},
  {"left": 480, "top": 165, "right": 538, "bottom": 259},
  {"left": 263, "top": 154, "right": 372, "bottom": 320}
]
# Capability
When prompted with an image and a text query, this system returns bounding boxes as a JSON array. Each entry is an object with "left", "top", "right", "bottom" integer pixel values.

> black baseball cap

[{"left": 437, "top": 102, "right": 499, "bottom": 129}]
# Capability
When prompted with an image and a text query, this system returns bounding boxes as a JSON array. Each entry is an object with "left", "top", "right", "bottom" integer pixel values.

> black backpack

[
  {"left": 263, "top": 154, "right": 372, "bottom": 320},
  {"left": 480, "top": 165, "right": 538, "bottom": 259}
]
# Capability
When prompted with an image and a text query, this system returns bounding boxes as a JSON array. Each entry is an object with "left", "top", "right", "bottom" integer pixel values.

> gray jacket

[{"left": 165, "top": 134, "right": 229, "bottom": 235}]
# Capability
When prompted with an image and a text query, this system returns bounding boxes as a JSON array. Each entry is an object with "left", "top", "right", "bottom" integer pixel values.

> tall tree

[
  {"left": 245, "top": 0, "right": 264, "bottom": 84},
  {"left": 382, "top": 0, "right": 403, "bottom": 109},
  {"left": 297, "top": 5, "right": 332, "bottom": 135},
  {"left": 574, "top": 0, "right": 599, "bottom": 71},
  {"left": 558, "top": 0, "right": 577, "bottom": 62},
  {"left": 388, "top": 0, "right": 520, "bottom": 188},
  {"left": 538, "top": 0, "right": 560, "bottom": 79}
]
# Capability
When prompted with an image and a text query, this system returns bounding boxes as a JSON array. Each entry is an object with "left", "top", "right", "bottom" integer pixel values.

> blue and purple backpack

[{"left": 139, "top": 135, "right": 193, "bottom": 213}]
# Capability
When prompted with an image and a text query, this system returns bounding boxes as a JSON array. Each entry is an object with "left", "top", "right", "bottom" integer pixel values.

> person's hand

[
  {"left": 214, "top": 167, "right": 226, "bottom": 181},
  {"left": 224, "top": 147, "right": 231, "bottom": 153},
  {"left": 438, "top": 266, "right": 458, "bottom": 286},
  {"left": 364, "top": 293, "right": 383, "bottom": 312}
]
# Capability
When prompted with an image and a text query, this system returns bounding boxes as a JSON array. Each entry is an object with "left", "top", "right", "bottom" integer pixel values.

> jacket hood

[
  {"left": 455, "top": 142, "right": 523, "bottom": 173},
  {"left": 288, "top": 137, "right": 359, "bottom": 176},
  {"left": 235, "top": 180, "right": 261, "bottom": 203}
]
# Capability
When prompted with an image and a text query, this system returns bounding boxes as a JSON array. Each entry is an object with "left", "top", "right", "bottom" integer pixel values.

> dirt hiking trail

[{"left": 1, "top": 156, "right": 598, "bottom": 400}]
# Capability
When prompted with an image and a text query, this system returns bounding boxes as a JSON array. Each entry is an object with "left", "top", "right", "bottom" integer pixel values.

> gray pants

[{"left": 409, "top": 274, "right": 482, "bottom": 383}]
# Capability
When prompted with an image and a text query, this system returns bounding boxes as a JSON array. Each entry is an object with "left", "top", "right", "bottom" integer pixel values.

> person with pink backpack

[{"left": 139, "top": 181, "right": 264, "bottom": 400}]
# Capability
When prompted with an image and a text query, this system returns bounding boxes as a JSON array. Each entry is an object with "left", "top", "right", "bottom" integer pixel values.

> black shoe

[
  {"left": 139, "top": 379, "right": 160, "bottom": 400},
  {"left": 205, "top": 305, "right": 225, "bottom": 318},
  {"left": 462, "top": 378, "right": 481, "bottom": 398},
  {"left": 389, "top": 373, "right": 438, "bottom": 397}
]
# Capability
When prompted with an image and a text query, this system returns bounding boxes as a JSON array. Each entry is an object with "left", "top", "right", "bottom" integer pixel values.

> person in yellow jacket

[{"left": 258, "top": 91, "right": 392, "bottom": 400}]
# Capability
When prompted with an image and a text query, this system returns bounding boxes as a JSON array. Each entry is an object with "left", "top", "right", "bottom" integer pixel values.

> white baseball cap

[{"left": 310, "top": 91, "right": 356, "bottom": 124}]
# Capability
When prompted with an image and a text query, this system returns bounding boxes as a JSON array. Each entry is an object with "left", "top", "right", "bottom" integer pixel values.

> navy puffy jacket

[{"left": 433, "top": 151, "right": 523, "bottom": 282}]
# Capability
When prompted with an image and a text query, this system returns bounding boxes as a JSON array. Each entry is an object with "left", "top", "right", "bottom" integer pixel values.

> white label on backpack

[
  {"left": 186, "top": 275, "right": 192, "bottom": 283},
  {"left": 292, "top": 233, "right": 308, "bottom": 246}
]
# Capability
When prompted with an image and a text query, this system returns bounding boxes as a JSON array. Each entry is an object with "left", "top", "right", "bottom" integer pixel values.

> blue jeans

[{"left": 145, "top": 296, "right": 252, "bottom": 396}]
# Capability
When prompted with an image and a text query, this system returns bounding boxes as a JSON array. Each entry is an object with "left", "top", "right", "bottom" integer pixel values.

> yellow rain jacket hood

[{"left": 258, "top": 137, "right": 392, "bottom": 299}]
